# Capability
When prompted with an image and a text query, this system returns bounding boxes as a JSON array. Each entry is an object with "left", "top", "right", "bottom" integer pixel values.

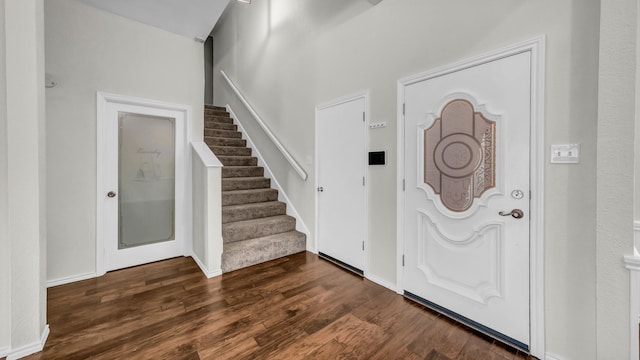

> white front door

[
  {"left": 402, "top": 51, "right": 531, "bottom": 349},
  {"left": 317, "top": 95, "right": 367, "bottom": 273},
  {"left": 99, "top": 95, "right": 186, "bottom": 273}
]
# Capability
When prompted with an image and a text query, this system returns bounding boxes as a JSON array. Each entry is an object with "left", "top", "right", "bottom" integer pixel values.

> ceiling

[{"left": 78, "top": 0, "right": 232, "bottom": 40}]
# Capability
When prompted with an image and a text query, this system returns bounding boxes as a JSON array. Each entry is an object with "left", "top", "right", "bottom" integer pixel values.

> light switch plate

[{"left": 550, "top": 144, "right": 580, "bottom": 164}]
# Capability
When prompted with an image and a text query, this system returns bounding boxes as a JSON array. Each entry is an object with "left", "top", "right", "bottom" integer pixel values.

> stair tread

[
  {"left": 223, "top": 215, "right": 295, "bottom": 228},
  {"left": 221, "top": 231, "right": 306, "bottom": 272},
  {"left": 222, "top": 188, "right": 278, "bottom": 206},
  {"left": 205, "top": 104, "right": 226, "bottom": 111},
  {"left": 223, "top": 200, "right": 283, "bottom": 209},
  {"left": 223, "top": 188, "right": 276, "bottom": 194},
  {"left": 222, "top": 201, "right": 287, "bottom": 223},
  {"left": 222, "top": 215, "right": 296, "bottom": 243},
  {"left": 206, "top": 129, "right": 242, "bottom": 138},
  {"left": 223, "top": 230, "right": 305, "bottom": 252}
]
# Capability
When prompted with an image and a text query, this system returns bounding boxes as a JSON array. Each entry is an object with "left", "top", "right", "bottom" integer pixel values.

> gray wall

[
  {"left": 212, "top": 0, "right": 601, "bottom": 358},
  {"left": 2, "top": 0, "right": 47, "bottom": 353},
  {"left": 44, "top": 0, "right": 204, "bottom": 282},
  {"left": 596, "top": 0, "right": 636, "bottom": 357},
  {"left": 0, "top": 0, "right": 9, "bottom": 352}
]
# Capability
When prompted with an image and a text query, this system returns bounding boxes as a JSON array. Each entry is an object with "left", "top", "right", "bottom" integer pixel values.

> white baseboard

[
  {"left": 365, "top": 273, "right": 398, "bottom": 293},
  {"left": 226, "top": 105, "right": 313, "bottom": 251},
  {"left": 7, "top": 325, "right": 49, "bottom": 360},
  {"left": 545, "top": 353, "right": 564, "bottom": 360},
  {"left": 47, "top": 272, "right": 97, "bottom": 288},
  {"left": 0, "top": 346, "right": 8, "bottom": 358},
  {"left": 190, "top": 254, "right": 222, "bottom": 279}
]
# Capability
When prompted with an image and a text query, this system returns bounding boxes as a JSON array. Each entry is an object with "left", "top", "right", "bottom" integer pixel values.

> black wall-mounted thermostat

[{"left": 368, "top": 151, "right": 386, "bottom": 165}]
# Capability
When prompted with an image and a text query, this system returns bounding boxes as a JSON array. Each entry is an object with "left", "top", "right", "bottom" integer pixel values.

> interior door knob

[
  {"left": 107, "top": 191, "right": 117, "bottom": 198},
  {"left": 317, "top": 187, "right": 324, "bottom": 192},
  {"left": 499, "top": 209, "right": 524, "bottom": 219}
]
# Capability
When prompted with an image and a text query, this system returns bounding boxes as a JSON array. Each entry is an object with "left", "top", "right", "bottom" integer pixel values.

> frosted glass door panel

[{"left": 118, "top": 112, "right": 175, "bottom": 249}]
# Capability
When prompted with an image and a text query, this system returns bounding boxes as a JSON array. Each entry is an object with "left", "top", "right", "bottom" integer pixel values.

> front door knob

[
  {"left": 107, "top": 191, "right": 117, "bottom": 198},
  {"left": 498, "top": 209, "right": 524, "bottom": 219}
]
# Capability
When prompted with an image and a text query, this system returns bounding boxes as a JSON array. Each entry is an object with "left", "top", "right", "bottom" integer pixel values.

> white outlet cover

[{"left": 550, "top": 144, "right": 580, "bottom": 164}]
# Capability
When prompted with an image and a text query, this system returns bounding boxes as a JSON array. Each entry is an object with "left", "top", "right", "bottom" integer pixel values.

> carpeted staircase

[{"left": 204, "top": 105, "right": 306, "bottom": 272}]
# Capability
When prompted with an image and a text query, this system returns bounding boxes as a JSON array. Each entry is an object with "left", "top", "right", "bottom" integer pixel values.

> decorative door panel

[
  {"left": 402, "top": 50, "right": 531, "bottom": 350},
  {"left": 417, "top": 211, "right": 503, "bottom": 305},
  {"left": 417, "top": 94, "right": 502, "bottom": 218}
]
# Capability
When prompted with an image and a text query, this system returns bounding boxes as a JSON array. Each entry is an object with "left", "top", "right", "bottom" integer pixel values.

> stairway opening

[{"left": 203, "top": 105, "right": 306, "bottom": 272}]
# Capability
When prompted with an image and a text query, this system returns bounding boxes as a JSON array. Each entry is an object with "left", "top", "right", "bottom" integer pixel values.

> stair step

[
  {"left": 205, "top": 122, "right": 237, "bottom": 131},
  {"left": 222, "top": 201, "right": 286, "bottom": 223},
  {"left": 205, "top": 137, "right": 246, "bottom": 147},
  {"left": 222, "top": 177, "right": 270, "bottom": 191},
  {"left": 205, "top": 116, "right": 234, "bottom": 125},
  {"left": 205, "top": 104, "right": 226, "bottom": 111},
  {"left": 221, "top": 231, "right": 306, "bottom": 273},
  {"left": 223, "top": 188, "right": 278, "bottom": 206},
  {"left": 222, "top": 166, "right": 264, "bottom": 178},
  {"left": 209, "top": 146, "right": 252, "bottom": 157},
  {"left": 204, "top": 129, "right": 242, "bottom": 138},
  {"left": 222, "top": 215, "right": 296, "bottom": 243},
  {"left": 205, "top": 109, "right": 229, "bottom": 117},
  {"left": 218, "top": 156, "right": 258, "bottom": 166}
]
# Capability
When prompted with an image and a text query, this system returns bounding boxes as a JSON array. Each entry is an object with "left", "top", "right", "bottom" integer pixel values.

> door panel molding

[
  {"left": 397, "top": 37, "right": 545, "bottom": 357},
  {"left": 417, "top": 211, "right": 504, "bottom": 304},
  {"left": 96, "top": 92, "right": 192, "bottom": 275}
]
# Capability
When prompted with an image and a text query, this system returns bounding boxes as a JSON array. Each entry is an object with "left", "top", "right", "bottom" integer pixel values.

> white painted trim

[
  {"left": 226, "top": 105, "right": 313, "bottom": 251},
  {"left": 190, "top": 254, "right": 222, "bottom": 279},
  {"left": 96, "top": 92, "right": 193, "bottom": 276},
  {"left": 545, "top": 353, "right": 564, "bottom": 360},
  {"left": 6, "top": 325, "right": 49, "bottom": 360},
  {"left": 221, "top": 70, "right": 308, "bottom": 181},
  {"left": 314, "top": 92, "right": 369, "bottom": 273},
  {"left": 192, "top": 141, "right": 223, "bottom": 168},
  {"left": 47, "top": 272, "right": 97, "bottom": 288},
  {"left": 0, "top": 347, "right": 8, "bottom": 358},
  {"left": 625, "top": 219, "right": 640, "bottom": 360},
  {"left": 396, "top": 37, "right": 545, "bottom": 357},
  {"left": 366, "top": 273, "right": 398, "bottom": 293}
]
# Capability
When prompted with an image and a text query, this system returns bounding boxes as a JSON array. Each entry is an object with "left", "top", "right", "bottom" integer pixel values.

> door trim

[
  {"left": 315, "top": 92, "right": 369, "bottom": 276},
  {"left": 396, "top": 37, "right": 545, "bottom": 358},
  {"left": 96, "top": 92, "right": 192, "bottom": 275}
]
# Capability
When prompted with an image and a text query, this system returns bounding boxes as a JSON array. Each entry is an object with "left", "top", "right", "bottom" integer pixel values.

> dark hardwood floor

[{"left": 24, "top": 252, "right": 534, "bottom": 359}]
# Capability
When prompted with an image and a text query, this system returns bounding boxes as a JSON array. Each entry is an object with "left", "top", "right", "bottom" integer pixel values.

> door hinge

[
  {"left": 363, "top": 177, "right": 365, "bottom": 186},
  {"left": 362, "top": 112, "right": 365, "bottom": 122},
  {"left": 403, "top": 103, "right": 405, "bottom": 116},
  {"left": 362, "top": 241, "right": 365, "bottom": 251},
  {"left": 402, "top": 254, "right": 405, "bottom": 267},
  {"left": 402, "top": 179, "right": 405, "bottom": 191}
]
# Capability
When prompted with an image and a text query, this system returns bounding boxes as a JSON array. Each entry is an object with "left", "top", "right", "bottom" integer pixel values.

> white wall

[
  {"left": 212, "top": 0, "right": 601, "bottom": 358},
  {"left": 597, "top": 0, "right": 636, "bottom": 358},
  {"left": 0, "top": 0, "right": 9, "bottom": 353},
  {"left": 44, "top": 0, "right": 205, "bottom": 282},
  {"left": 2, "top": 0, "right": 47, "bottom": 356}
]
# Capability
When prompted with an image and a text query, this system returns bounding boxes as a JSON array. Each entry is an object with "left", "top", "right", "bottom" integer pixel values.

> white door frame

[
  {"left": 96, "top": 92, "right": 193, "bottom": 275},
  {"left": 396, "top": 37, "right": 545, "bottom": 358},
  {"left": 315, "top": 92, "right": 369, "bottom": 275}
]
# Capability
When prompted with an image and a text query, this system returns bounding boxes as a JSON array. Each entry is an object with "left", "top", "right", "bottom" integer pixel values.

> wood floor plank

[{"left": 24, "top": 252, "right": 535, "bottom": 360}]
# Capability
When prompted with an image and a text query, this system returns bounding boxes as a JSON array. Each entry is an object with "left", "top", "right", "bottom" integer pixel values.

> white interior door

[
  {"left": 100, "top": 98, "right": 185, "bottom": 272},
  {"left": 317, "top": 96, "right": 366, "bottom": 273},
  {"left": 402, "top": 51, "right": 531, "bottom": 349}
]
